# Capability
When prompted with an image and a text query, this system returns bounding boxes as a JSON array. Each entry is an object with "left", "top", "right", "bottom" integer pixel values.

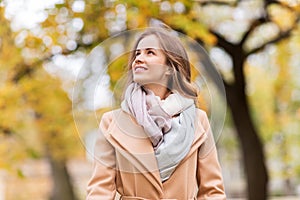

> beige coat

[{"left": 86, "top": 108, "right": 226, "bottom": 200}]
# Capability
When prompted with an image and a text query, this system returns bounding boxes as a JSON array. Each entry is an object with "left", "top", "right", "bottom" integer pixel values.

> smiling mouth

[{"left": 134, "top": 66, "right": 148, "bottom": 72}]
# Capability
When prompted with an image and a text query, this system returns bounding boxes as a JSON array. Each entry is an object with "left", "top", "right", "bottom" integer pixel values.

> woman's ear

[{"left": 165, "top": 66, "right": 173, "bottom": 75}]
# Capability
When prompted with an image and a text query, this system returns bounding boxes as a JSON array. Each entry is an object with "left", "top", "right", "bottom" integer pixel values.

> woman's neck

[{"left": 143, "top": 84, "right": 170, "bottom": 100}]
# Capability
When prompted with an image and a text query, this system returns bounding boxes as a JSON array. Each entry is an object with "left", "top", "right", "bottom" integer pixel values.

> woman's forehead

[{"left": 136, "top": 35, "right": 162, "bottom": 50}]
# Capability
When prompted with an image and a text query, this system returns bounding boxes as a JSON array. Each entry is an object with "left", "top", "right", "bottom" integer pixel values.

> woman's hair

[{"left": 126, "top": 28, "right": 198, "bottom": 99}]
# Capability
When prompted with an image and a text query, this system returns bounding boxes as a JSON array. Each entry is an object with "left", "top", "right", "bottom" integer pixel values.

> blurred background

[{"left": 0, "top": 0, "right": 300, "bottom": 199}]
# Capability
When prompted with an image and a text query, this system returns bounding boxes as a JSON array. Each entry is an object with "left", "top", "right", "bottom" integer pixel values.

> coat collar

[{"left": 102, "top": 109, "right": 207, "bottom": 192}]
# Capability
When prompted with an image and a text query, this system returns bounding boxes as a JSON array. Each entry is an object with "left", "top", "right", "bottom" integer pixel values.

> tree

[{"left": 0, "top": 5, "right": 80, "bottom": 200}]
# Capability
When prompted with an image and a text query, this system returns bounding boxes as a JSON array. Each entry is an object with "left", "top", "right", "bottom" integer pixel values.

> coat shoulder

[
  {"left": 100, "top": 108, "right": 122, "bottom": 120},
  {"left": 99, "top": 109, "right": 122, "bottom": 133},
  {"left": 195, "top": 108, "right": 208, "bottom": 120},
  {"left": 194, "top": 108, "right": 209, "bottom": 131},
  {"left": 195, "top": 108, "right": 211, "bottom": 131}
]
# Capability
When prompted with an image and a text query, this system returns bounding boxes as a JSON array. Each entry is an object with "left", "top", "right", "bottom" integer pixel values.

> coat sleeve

[
  {"left": 196, "top": 111, "right": 226, "bottom": 200},
  {"left": 86, "top": 113, "right": 117, "bottom": 200}
]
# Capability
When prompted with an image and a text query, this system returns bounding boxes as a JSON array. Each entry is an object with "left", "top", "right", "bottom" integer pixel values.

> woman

[{"left": 87, "top": 28, "right": 226, "bottom": 200}]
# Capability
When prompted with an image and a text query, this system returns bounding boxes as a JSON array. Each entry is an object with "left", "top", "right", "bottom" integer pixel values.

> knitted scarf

[{"left": 121, "top": 83, "right": 196, "bottom": 181}]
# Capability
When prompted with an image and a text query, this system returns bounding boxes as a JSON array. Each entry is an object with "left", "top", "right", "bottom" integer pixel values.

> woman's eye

[
  {"left": 135, "top": 52, "right": 140, "bottom": 56},
  {"left": 148, "top": 50, "right": 155, "bottom": 55}
]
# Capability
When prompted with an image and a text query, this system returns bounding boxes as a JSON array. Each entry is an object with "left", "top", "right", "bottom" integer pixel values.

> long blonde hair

[{"left": 126, "top": 28, "right": 198, "bottom": 99}]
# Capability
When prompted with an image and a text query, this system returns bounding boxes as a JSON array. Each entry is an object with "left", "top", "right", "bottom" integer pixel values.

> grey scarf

[{"left": 121, "top": 83, "right": 196, "bottom": 181}]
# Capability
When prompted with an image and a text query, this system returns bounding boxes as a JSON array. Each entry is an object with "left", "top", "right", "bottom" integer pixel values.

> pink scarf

[{"left": 121, "top": 83, "right": 194, "bottom": 148}]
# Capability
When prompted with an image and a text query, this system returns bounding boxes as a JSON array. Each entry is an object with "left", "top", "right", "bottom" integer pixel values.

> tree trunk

[
  {"left": 189, "top": 36, "right": 269, "bottom": 199},
  {"left": 48, "top": 154, "right": 78, "bottom": 200},
  {"left": 227, "top": 87, "right": 268, "bottom": 200}
]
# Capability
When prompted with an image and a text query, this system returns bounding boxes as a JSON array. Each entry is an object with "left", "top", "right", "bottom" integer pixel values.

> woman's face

[{"left": 131, "top": 34, "right": 170, "bottom": 88}]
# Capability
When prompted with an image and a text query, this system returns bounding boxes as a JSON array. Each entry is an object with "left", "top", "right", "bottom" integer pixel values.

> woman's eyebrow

[{"left": 135, "top": 48, "right": 159, "bottom": 51}]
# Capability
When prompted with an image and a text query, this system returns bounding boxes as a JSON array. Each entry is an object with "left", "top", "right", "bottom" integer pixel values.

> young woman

[{"left": 87, "top": 28, "right": 226, "bottom": 200}]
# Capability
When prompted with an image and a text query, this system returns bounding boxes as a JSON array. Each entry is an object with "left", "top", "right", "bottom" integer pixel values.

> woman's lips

[{"left": 134, "top": 65, "right": 148, "bottom": 72}]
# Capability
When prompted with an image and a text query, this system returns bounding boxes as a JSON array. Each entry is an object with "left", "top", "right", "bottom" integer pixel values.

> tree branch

[
  {"left": 197, "top": 0, "right": 239, "bottom": 6},
  {"left": 211, "top": 30, "right": 238, "bottom": 54},
  {"left": 264, "top": 0, "right": 298, "bottom": 12},
  {"left": 0, "top": 126, "right": 13, "bottom": 135},
  {"left": 189, "top": 37, "right": 230, "bottom": 98},
  {"left": 239, "top": 17, "right": 269, "bottom": 45},
  {"left": 240, "top": 0, "right": 299, "bottom": 53},
  {"left": 10, "top": 38, "right": 98, "bottom": 83},
  {"left": 246, "top": 16, "right": 300, "bottom": 56},
  {"left": 211, "top": 30, "right": 247, "bottom": 92}
]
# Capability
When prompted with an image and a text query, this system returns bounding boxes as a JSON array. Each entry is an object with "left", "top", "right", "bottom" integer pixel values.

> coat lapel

[
  {"left": 101, "top": 109, "right": 208, "bottom": 194},
  {"left": 182, "top": 114, "right": 207, "bottom": 162},
  {"left": 103, "top": 109, "right": 163, "bottom": 193}
]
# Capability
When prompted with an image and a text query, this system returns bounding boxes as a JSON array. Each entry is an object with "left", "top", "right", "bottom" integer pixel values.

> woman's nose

[{"left": 135, "top": 53, "right": 145, "bottom": 63}]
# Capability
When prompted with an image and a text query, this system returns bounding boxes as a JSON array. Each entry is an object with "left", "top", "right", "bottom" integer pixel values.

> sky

[{"left": 4, "top": 0, "right": 64, "bottom": 31}]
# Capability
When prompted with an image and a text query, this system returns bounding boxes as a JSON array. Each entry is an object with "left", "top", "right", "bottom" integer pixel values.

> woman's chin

[{"left": 132, "top": 77, "right": 148, "bottom": 85}]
